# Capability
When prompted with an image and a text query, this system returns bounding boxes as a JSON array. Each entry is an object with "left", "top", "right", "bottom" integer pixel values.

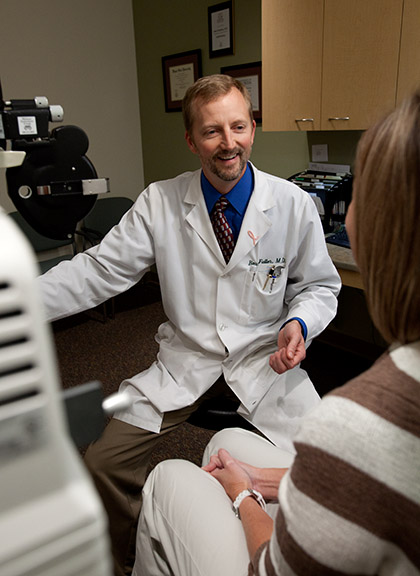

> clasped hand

[
  {"left": 203, "top": 449, "right": 288, "bottom": 504},
  {"left": 203, "top": 449, "right": 253, "bottom": 502}
]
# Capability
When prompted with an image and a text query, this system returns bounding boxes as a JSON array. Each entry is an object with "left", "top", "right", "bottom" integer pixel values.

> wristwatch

[{"left": 232, "top": 489, "right": 266, "bottom": 519}]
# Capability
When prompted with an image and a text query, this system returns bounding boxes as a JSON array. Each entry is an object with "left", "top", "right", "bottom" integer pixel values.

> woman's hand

[
  {"left": 203, "top": 450, "right": 288, "bottom": 502},
  {"left": 203, "top": 448, "right": 252, "bottom": 501},
  {"left": 204, "top": 449, "right": 275, "bottom": 561}
]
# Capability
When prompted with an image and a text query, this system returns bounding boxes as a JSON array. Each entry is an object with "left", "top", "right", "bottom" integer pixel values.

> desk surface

[{"left": 327, "top": 243, "right": 363, "bottom": 290}]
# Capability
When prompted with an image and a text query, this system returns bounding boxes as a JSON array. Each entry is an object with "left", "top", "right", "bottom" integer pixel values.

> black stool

[{"left": 187, "top": 396, "right": 255, "bottom": 432}]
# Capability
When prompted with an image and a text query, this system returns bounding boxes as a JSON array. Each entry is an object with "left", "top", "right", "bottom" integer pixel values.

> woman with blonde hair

[{"left": 134, "top": 92, "right": 420, "bottom": 576}]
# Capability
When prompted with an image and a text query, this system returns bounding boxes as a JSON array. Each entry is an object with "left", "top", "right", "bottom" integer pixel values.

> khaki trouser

[{"left": 83, "top": 377, "right": 236, "bottom": 576}]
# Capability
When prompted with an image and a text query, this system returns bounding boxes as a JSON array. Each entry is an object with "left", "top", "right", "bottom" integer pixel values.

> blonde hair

[
  {"left": 353, "top": 91, "right": 420, "bottom": 344},
  {"left": 182, "top": 74, "right": 253, "bottom": 136}
]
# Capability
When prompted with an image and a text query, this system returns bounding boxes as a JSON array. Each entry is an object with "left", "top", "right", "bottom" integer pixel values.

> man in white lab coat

[{"left": 39, "top": 74, "right": 341, "bottom": 575}]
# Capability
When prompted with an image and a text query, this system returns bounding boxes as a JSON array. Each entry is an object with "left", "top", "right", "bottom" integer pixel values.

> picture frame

[
  {"left": 162, "top": 49, "right": 202, "bottom": 112},
  {"left": 208, "top": 1, "right": 234, "bottom": 58},
  {"left": 221, "top": 61, "right": 262, "bottom": 123}
]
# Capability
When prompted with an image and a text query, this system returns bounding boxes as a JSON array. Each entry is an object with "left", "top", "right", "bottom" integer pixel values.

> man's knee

[
  {"left": 83, "top": 418, "right": 137, "bottom": 481},
  {"left": 84, "top": 439, "right": 107, "bottom": 477}
]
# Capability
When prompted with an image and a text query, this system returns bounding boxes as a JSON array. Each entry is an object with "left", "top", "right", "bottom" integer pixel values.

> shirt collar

[{"left": 201, "top": 163, "right": 254, "bottom": 215}]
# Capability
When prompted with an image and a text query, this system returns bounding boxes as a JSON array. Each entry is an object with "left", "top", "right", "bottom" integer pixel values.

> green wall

[{"left": 132, "top": 0, "right": 362, "bottom": 187}]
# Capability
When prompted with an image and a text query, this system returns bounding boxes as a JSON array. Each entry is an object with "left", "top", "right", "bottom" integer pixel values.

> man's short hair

[{"left": 182, "top": 74, "right": 254, "bottom": 135}]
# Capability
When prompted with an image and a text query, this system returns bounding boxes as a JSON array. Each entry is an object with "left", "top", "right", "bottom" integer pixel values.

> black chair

[
  {"left": 81, "top": 196, "right": 134, "bottom": 248},
  {"left": 8, "top": 211, "right": 76, "bottom": 274},
  {"left": 80, "top": 196, "right": 134, "bottom": 319},
  {"left": 187, "top": 396, "right": 256, "bottom": 432}
]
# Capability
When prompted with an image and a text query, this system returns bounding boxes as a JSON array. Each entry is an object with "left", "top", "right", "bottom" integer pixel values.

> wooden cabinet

[
  {"left": 262, "top": 0, "right": 403, "bottom": 131},
  {"left": 397, "top": 0, "right": 420, "bottom": 104},
  {"left": 262, "top": 0, "right": 324, "bottom": 131}
]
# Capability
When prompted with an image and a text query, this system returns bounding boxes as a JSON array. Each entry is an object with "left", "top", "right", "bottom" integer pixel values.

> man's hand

[{"left": 269, "top": 320, "right": 306, "bottom": 374}]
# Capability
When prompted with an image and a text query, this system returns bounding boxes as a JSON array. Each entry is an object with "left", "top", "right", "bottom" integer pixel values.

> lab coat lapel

[
  {"left": 227, "top": 174, "right": 275, "bottom": 269},
  {"left": 183, "top": 167, "right": 276, "bottom": 267},
  {"left": 184, "top": 172, "right": 225, "bottom": 264}
]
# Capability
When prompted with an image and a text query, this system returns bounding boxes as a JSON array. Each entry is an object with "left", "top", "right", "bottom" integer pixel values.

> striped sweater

[{"left": 254, "top": 341, "right": 420, "bottom": 576}]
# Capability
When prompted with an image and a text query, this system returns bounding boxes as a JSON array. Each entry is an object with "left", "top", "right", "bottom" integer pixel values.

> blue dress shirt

[{"left": 201, "top": 163, "right": 254, "bottom": 242}]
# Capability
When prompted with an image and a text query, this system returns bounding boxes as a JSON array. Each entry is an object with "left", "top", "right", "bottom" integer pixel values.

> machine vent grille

[{"left": 0, "top": 280, "right": 35, "bottom": 382}]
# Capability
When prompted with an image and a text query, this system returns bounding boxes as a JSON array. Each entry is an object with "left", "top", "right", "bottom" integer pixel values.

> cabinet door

[
  {"left": 397, "top": 0, "right": 420, "bottom": 104},
  {"left": 321, "top": 0, "right": 403, "bottom": 130},
  {"left": 262, "top": 0, "right": 323, "bottom": 131}
]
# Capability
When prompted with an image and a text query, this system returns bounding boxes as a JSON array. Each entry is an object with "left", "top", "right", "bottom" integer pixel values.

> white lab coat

[{"left": 39, "top": 165, "right": 341, "bottom": 450}]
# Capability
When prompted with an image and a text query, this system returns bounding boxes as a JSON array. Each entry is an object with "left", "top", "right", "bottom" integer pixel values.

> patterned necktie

[{"left": 211, "top": 197, "right": 235, "bottom": 263}]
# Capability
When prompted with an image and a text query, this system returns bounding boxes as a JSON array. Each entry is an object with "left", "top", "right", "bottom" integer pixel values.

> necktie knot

[
  {"left": 213, "top": 196, "right": 229, "bottom": 213},
  {"left": 211, "top": 196, "right": 235, "bottom": 263}
]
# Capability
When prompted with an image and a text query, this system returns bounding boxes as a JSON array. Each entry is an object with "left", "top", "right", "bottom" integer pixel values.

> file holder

[{"left": 288, "top": 169, "right": 353, "bottom": 232}]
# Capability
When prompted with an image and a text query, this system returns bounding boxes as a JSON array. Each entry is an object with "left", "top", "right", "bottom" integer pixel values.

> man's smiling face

[{"left": 185, "top": 87, "right": 256, "bottom": 194}]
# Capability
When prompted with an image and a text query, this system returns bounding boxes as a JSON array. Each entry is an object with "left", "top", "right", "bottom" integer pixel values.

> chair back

[
  {"left": 8, "top": 211, "right": 74, "bottom": 252},
  {"left": 82, "top": 197, "right": 134, "bottom": 244},
  {"left": 8, "top": 211, "right": 75, "bottom": 275}
]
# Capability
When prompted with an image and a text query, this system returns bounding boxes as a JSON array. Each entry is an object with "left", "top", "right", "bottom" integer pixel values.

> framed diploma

[
  {"left": 162, "top": 49, "right": 202, "bottom": 112},
  {"left": 208, "top": 1, "right": 234, "bottom": 58},
  {"left": 221, "top": 61, "right": 262, "bottom": 123}
]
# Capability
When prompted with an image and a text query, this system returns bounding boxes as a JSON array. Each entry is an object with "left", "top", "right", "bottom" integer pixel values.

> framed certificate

[
  {"left": 208, "top": 1, "right": 234, "bottom": 58},
  {"left": 162, "top": 49, "right": 202, "bottom": 112},
  {"left": 221, "top": 61, "right": 262, "bottom": 123}
]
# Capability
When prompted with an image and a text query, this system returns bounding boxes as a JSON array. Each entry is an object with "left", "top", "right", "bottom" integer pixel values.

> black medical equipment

[{"left": 0, "top": 79, "right": 109, "bottom": 241}]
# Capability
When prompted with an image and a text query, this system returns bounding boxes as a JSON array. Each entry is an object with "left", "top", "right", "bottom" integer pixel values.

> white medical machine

[{"left": 0, "top": 84, "right": 114, "bottom": 575}]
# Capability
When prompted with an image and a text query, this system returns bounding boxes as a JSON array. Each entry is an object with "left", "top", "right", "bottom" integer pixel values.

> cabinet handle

[
  {"left": 328, "top": 116, "right": 350, "bottom": 121},
  {"left": 295, "top": 118, "right": 314, "bottom": 122}
]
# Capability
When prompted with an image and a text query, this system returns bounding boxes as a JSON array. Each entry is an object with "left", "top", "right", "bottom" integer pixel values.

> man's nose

[{"left": 221, "top": 129, "right": 235, "bottom": 148}]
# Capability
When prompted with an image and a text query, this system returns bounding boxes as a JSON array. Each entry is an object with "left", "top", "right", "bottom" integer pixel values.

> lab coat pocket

[{"left": 239, "top": 263, "right": 287, "bottom": 325}]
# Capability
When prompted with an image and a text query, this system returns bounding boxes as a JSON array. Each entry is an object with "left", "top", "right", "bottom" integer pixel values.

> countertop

[
  {"left": 326, "top": 243, "right": 358, "bottom": 272},
  {"left": 326, "top": 243, "right": 362, "bottom": 289}
]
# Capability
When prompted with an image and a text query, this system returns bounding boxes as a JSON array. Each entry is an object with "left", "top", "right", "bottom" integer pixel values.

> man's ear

[
  {"left": 185, "top": 130, "right": 197, "bottom": 154},
  {"left": 251, "top": 119, "right": 256, "bottom": 146}
]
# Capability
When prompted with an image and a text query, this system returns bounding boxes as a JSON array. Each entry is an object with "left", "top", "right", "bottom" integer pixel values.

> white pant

[{"left": 133, "top": 428, "right": 295, "bottom": 576}]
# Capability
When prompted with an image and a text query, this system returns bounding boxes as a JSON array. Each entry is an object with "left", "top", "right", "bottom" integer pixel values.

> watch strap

[{"left": 232, "top": 489, "right": 266, "bottom": 519}]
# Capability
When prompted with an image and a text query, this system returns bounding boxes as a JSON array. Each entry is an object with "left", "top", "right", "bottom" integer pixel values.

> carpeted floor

[{"left": 52, "top": 277, "right": 381, "bottom": 469}]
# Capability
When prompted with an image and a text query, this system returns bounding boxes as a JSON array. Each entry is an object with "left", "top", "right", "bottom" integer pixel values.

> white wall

[{"left": 0, "top": 0, "right": 144, "bottom": 213}]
